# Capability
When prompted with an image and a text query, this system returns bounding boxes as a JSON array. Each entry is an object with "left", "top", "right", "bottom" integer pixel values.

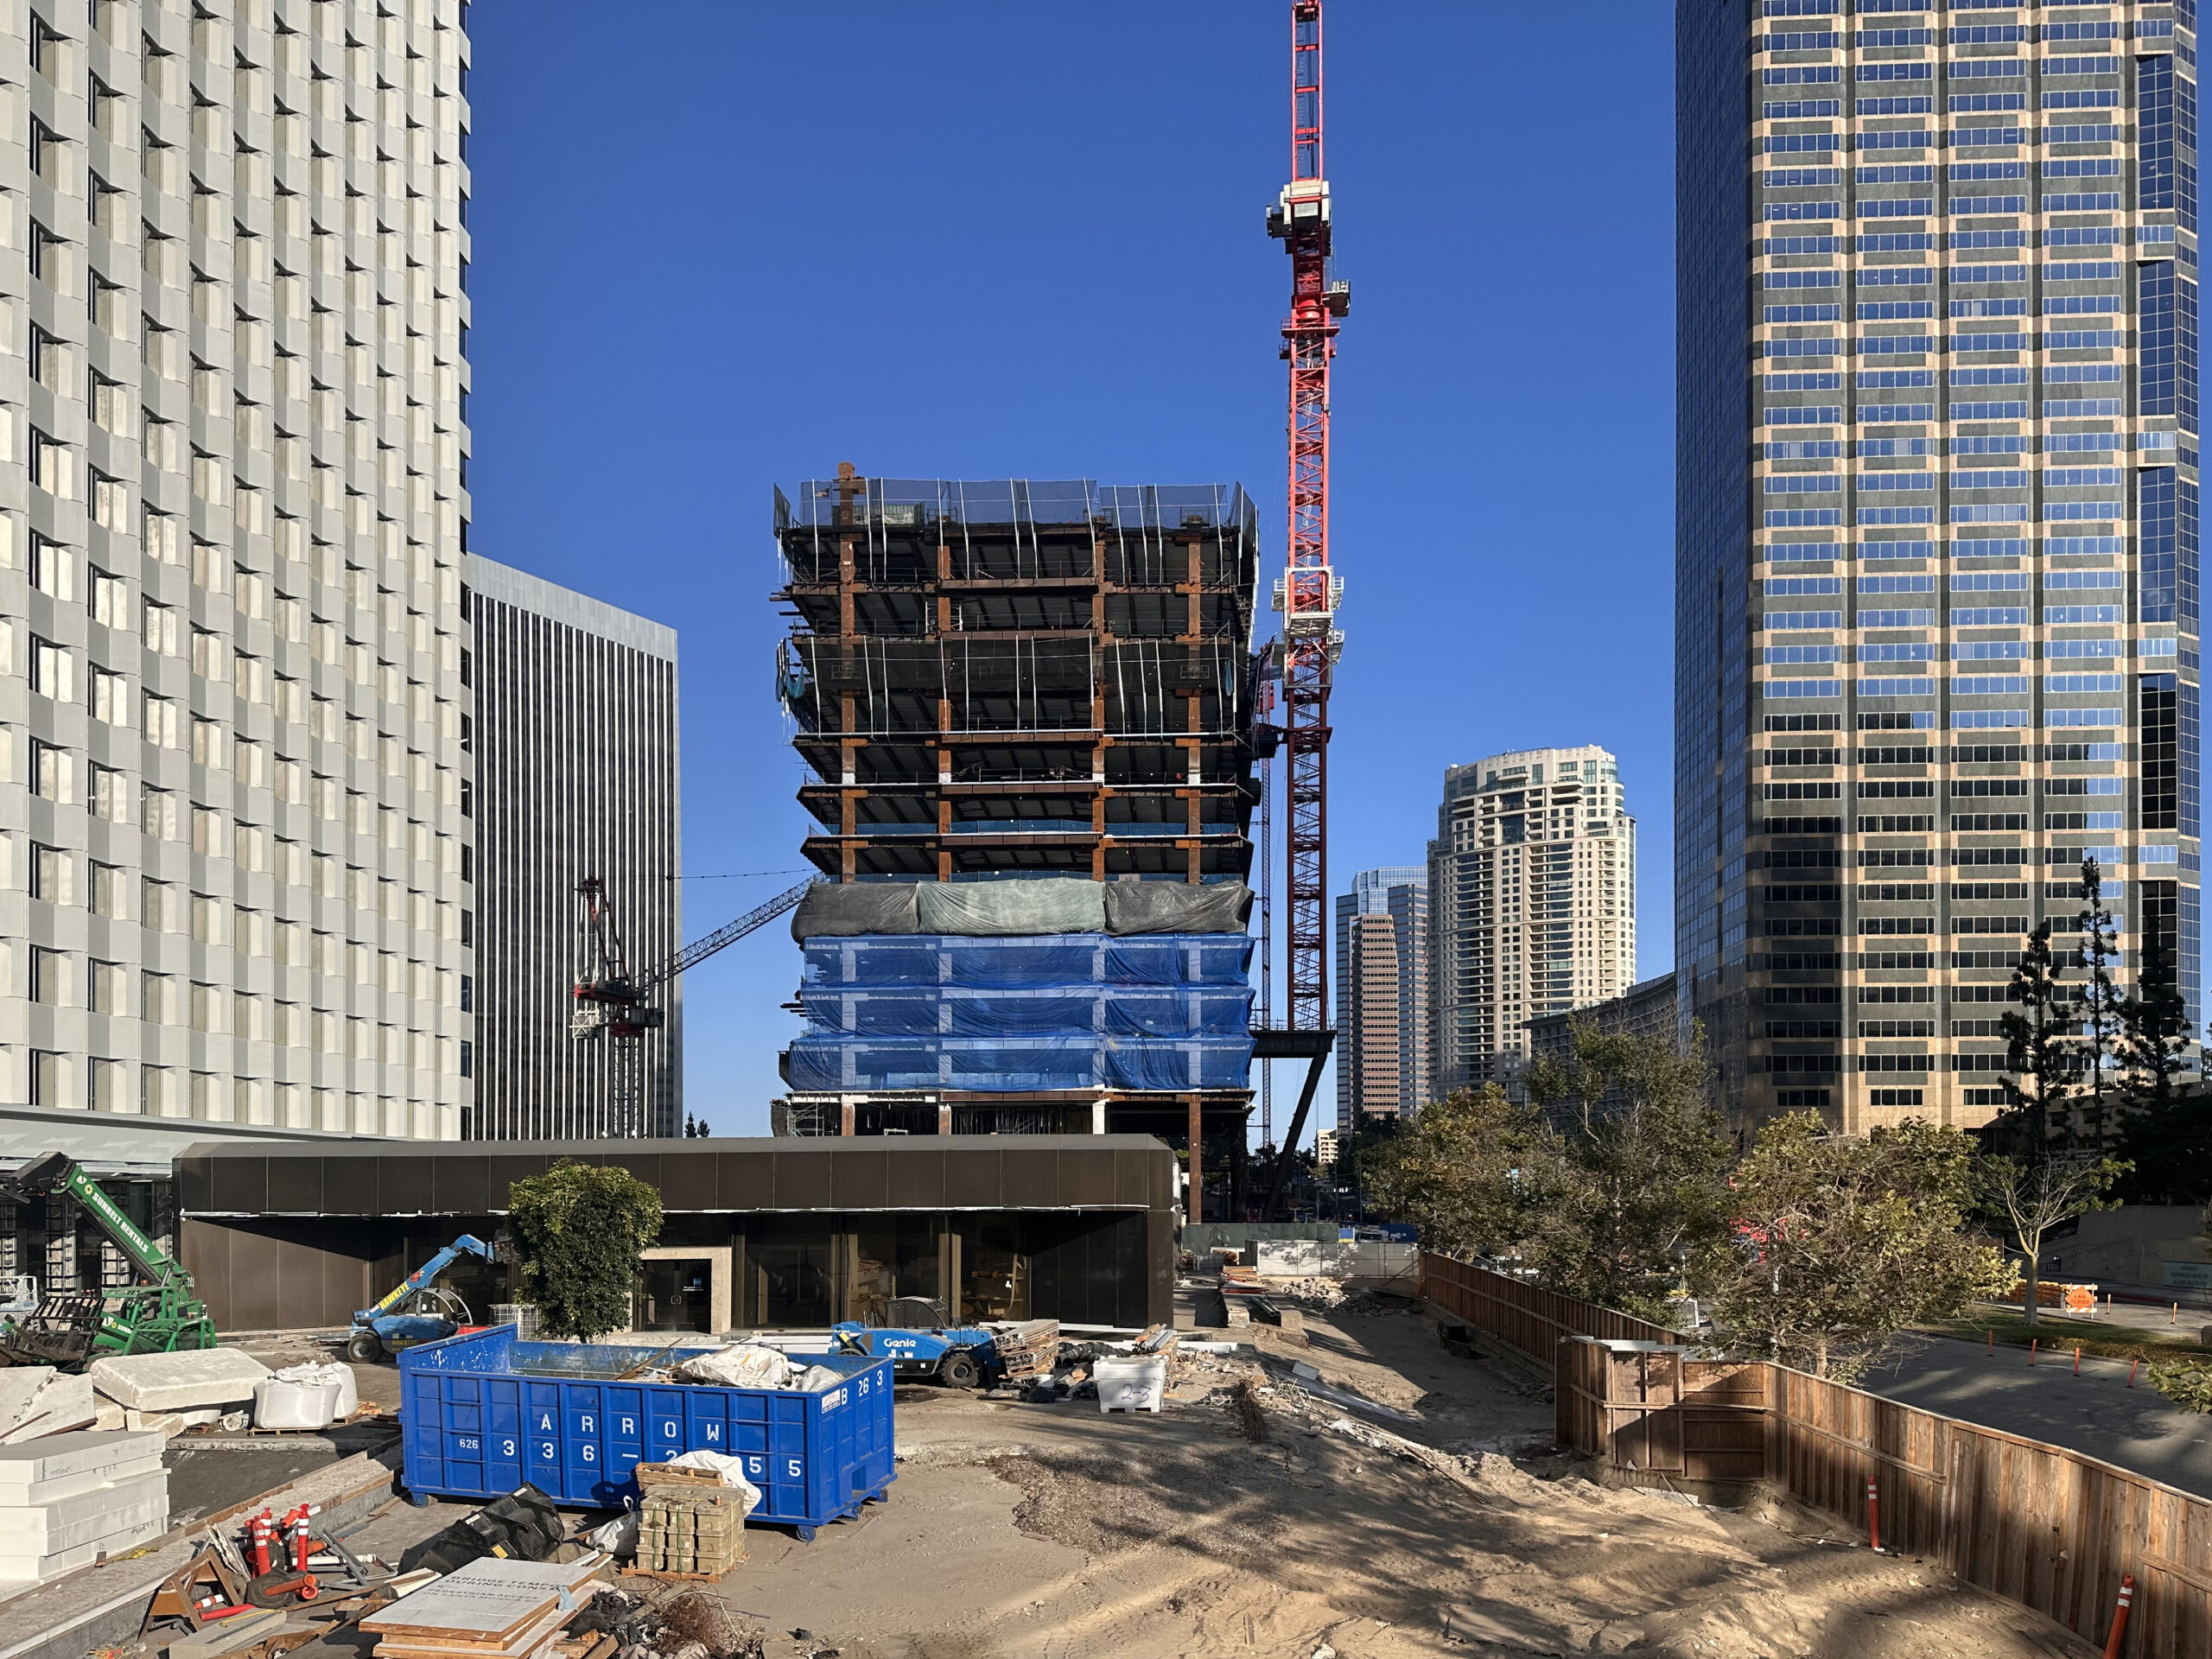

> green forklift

[{"left": 0, "top": 1154, "right": 216, "bottom": 1366}]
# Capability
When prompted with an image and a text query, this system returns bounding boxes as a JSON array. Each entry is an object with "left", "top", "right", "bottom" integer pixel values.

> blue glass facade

[{"left": 1676, "top": 1, "right": 2202, "bottom": 1135}]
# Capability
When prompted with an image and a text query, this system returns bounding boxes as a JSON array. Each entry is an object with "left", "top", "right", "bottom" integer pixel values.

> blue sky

[{"left": 466, "top": 3, "right": 1677, "bottom": 1139}]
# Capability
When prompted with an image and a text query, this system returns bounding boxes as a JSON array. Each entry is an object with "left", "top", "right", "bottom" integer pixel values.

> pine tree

[
  {"left": 2119, "top": 923, "right": 2191, "bottom": 1113},
  {"left": 1998, "top": 922, "right": 2074, "bottom": 1155},
  {"left": 2074, "top": 858, "right": 2124, "bottom": 1151},
  {"left": 2108, "top": 928, "right": 2207, "bottom": 1203}
]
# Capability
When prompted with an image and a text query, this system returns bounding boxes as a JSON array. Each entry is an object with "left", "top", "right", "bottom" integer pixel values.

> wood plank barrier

[
  {"left": 1560, "top": 1336, "right": 2212, "bottom": 1657},
  {"left": 1419, "top": 1251, "right": 1682, "bottom": 1364}
]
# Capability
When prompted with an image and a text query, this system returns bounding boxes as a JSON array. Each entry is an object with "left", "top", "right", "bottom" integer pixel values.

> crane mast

[
  {"left": 1273, "top": 0, "right": 1348, "bottom": 1039},
  {"left": 1261, "top": 0, "right": 1348, "bottom": 1203},
  {"left": 571, "top": 876, "right": 817, "bottom": 1135}
]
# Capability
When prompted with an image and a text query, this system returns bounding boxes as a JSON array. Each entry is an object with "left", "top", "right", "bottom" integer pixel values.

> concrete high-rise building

[
  {"left": 466, "top": 556, "right": 679, "bottom": 1140},
  {"left": 1677, "top": 6, "right": 2199, "bottom": 1135},
  {"left": 1427, "top": 747, "right": 1637, "bottom": 1094},
  {"left": 1, "top": 3, "right": 474, "bottom": 1136},
  {"left": 1334, "top": 866, "right": 1427, "bottom": 1131}
]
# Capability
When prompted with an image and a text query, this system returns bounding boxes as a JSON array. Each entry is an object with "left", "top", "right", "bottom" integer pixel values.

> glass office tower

[{"left": 1676, "top": 0, "right": 2200, "bottom": 1135}]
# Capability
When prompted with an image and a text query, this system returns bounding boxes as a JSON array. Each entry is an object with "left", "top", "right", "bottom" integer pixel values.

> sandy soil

[{"left": 693, "top": 1306, "right": 2096, "bottom": 1658}]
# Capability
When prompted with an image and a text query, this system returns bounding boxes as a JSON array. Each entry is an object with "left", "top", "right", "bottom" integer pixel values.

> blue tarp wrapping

[
  {"left": 790, "top": 932, "right": 1255, "bottom": 1093},
  {"left": 802, "top": 935, "right": 1254, "bottom": 989},
  {"left": 783, "top": 1035, "right": 1255, "bottom": 1092}
]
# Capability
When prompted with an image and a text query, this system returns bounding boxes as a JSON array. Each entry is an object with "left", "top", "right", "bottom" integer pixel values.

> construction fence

[
  {"left": 1419, "top": 1250, "right": 1683, "bottom": 1357},
  {"left": 1421, "top": 1252, "right": 2212, "bottom": 1657}
]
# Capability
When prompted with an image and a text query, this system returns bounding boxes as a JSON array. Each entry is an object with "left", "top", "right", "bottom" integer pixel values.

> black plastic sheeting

[
  {"left": 1103, "top": 880, "right": 1253, "bottom": 935},
  {"left": 789, "top": 883, "right": 921, "bottom": 939}
]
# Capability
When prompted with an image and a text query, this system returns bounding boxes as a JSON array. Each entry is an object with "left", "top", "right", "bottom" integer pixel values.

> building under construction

[{"left": 770, "top": 471, "right": 1264, "bottom": 1217}]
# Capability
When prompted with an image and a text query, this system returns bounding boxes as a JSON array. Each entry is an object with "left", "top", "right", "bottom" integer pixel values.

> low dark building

[{"left": 178, "top": 1135, "right": 1175, "bottom": 1334}]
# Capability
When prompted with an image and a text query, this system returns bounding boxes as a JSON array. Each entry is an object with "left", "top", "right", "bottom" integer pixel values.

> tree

[
  {"left": 1520, "top": 1025, "right": 1736, "bottom": 1319},
  {"left": 1694, "top": 1115, "right": 2012, "bottom": 1382},
  {"left": 1340, "top": 1110, "right": 1406, "bottom": 1217},
  {"left": 2111, "top": 1095, "right": 2212, "bottom": 1205},
  {"left": 1362, "top": 1086, "right": 1554, "bottom": 1260},
  {"left": 506, "top": 1160, "right": 665, "bottom": 1341},
  {"left": 1996, "top": 922, "right": 2075, "bottom": 1154},
  {"left": 1974, "top": 1153, "right": 2127, "bottom": 1326},
  {"left": 2118, "top": 923, "right": 2192, "bottom": 1115},
  {"left": 2074, "top": 858, "right": 2125, "bottom": 1150}
]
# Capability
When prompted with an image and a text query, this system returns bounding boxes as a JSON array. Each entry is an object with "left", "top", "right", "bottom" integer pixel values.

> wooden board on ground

[{"left": 359, "top": 1557, "right": 604, "bottom": 1645}]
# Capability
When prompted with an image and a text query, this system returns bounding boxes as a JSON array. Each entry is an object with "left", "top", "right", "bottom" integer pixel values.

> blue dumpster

[{"left": 398, "top": 1326, "right": 894, "bottom": 1539}]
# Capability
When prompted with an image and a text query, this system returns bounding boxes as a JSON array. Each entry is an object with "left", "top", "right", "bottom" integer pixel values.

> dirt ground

[{"left": 686, "top": 1305, "right": 2097, "bottom": 1658}]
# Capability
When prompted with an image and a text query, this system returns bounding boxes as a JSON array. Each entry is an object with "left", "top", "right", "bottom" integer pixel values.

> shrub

[{"left": 506, "top": 1160, "right": 664, "bottom": 1341}]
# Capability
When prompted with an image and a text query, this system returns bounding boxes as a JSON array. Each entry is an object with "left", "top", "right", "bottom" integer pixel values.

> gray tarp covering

[
  {"left": 795, "top": 879, "right": 1254, "bottom": 939},
  {"left": 1103, "top": 881, "right": 1253, "bottom": 936},
  {"left": 789, "top": 883, "right": 921, "bottom": 941},
  {"left": 914, "top": 878, "right": 1108, "bottom": 936}
]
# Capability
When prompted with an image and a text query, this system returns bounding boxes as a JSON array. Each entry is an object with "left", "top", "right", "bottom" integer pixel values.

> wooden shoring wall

[
  {"left": 1559, "top": 1338, "right": 2212, "bottom": 1657},
  {"left": 1419, "top": 1250, "right": 1681, "bottom": 1363}
]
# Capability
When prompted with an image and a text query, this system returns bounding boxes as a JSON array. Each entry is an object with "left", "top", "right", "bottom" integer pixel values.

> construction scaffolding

[
  {"left": 775, "top": 468, "right": 1263, "bottom": 884},
  {"left": 771, "top": 469, "right": 1265, "bottom": 1217}
]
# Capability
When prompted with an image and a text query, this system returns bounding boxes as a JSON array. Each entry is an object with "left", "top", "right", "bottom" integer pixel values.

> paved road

[{"left": 1865, "top": 1334, "right": 2212, "bottom": 1498}]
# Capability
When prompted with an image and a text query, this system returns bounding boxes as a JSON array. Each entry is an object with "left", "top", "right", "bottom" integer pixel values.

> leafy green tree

[
  {"left": 1340, "top": 1110, "right": 1405, "bottom": 1215},
  {"left": 1996, "top": 922, "right": 2076, "bottom": 1154},
  {"left": 506, "top": 1160, "right": 665, "bottom": 1341},
  {"left": 2074, "top": 858, "right": 2125, "bottom": 1150},
  {"left": 1973, "top": 1153, "right": 2127, "bottom": 1328},
  {"left": 1362, "top": 1086, "right": 1554, "bottom": 1260},
  {"left": 1694, "top": 1115, "right": 2011, "bottom": 1382},
  {"left": 1521, "top": 1025, "right": 1735, "bottom": 1319}
]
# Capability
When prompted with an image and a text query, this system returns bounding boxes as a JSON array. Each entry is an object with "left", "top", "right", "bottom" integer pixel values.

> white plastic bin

[{"left": 1093, "top": 1356, "right": 1166, "bottom": 1414}]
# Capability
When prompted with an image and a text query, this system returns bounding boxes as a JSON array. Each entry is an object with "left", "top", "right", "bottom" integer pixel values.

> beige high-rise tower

[
  {"left": 1427, "top": 747, "right": 1637, "bottom": 1094},
  {"left": 2, "top": 1, "right": 474, "bottom": 1137}
]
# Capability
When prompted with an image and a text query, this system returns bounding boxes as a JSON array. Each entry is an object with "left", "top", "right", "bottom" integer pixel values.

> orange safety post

[
  {"left": 2128, "top": 1357, "right": 2140, "bottom": 1389},
  {"left": 2075, "top": 1346, "right": 2082, "bottom": 1375},
  {"left": 1986, "top": 1328, "right": 1994, "bottom": 1354},
  {"left": 2030, "top": 1338, "right": 2038, "bottom": 1366},
  {"left": 2103, "top": 1573, "right": 2134, "bottom": 1658},
  {"left": 1865, "top": 1475, "right": 1880, "bottom": 1553}
]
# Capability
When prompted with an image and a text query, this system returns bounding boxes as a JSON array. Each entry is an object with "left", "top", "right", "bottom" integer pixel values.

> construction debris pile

[
  {"left": 567, "top": 1588, "right": 771, "bottom": 1659},
  {"left": 1019, "top": 1325, "right": 1179, "bottom": 1406},
  {"left": 143, "top": 1484, "right": 411, "bottom": 1651}
]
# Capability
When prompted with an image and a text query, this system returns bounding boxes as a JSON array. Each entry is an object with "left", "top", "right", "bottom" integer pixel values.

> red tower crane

[{"left": 1259, "top": 0, "right": 1349, "bottom": 1216}]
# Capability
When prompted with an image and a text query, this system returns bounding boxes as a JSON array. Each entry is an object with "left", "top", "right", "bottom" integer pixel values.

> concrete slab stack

[{"left": 0, "top": 1429, "right": 168, "bottom": 1582}]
